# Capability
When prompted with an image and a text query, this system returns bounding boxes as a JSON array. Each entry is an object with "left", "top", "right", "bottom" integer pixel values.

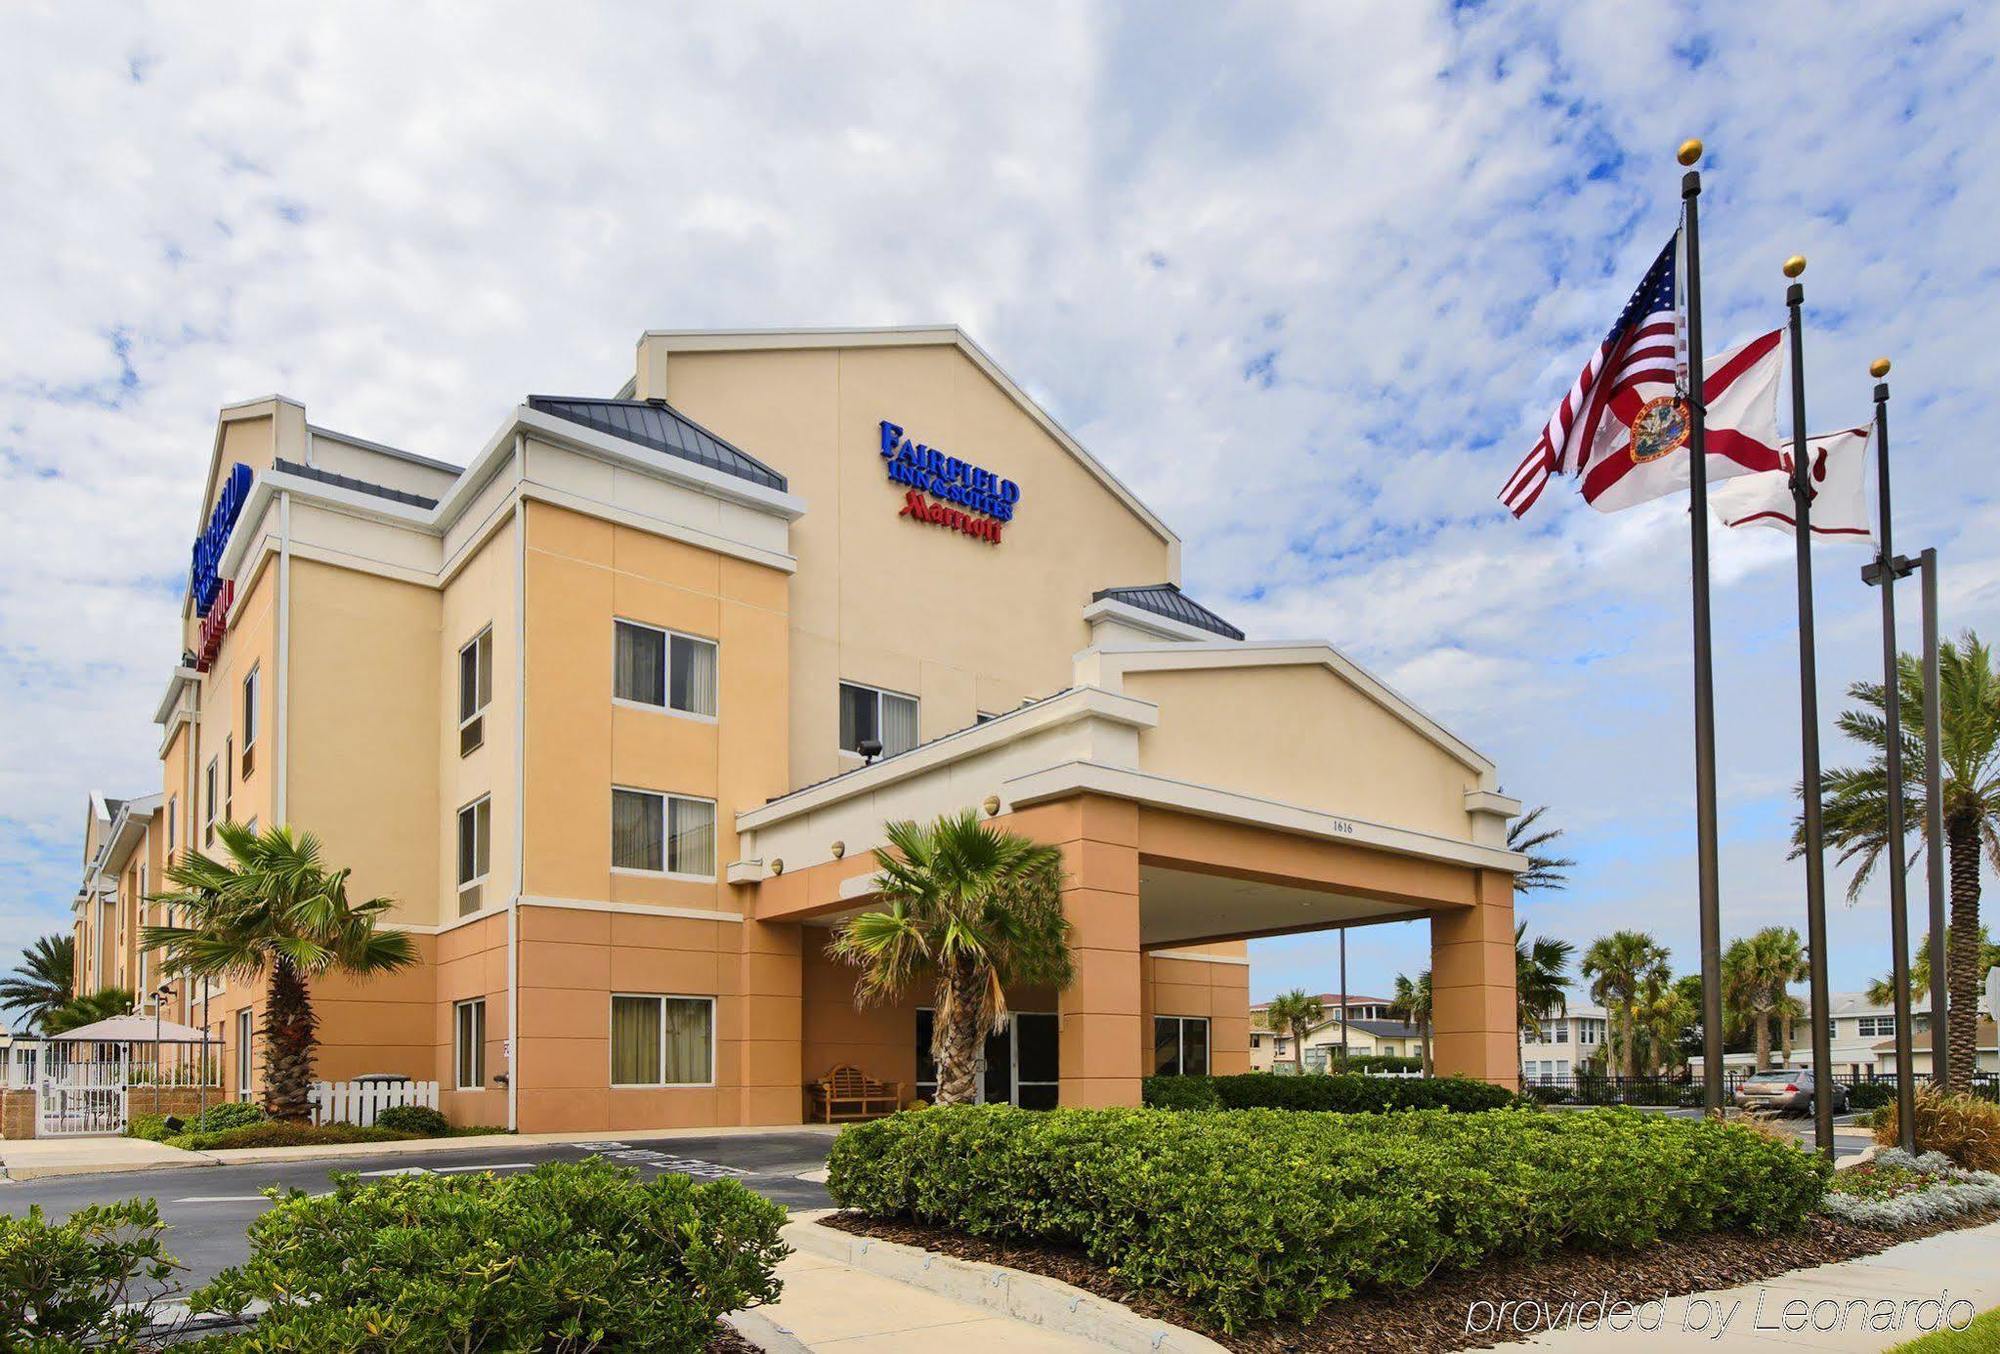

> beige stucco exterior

[{"left": 53, "top": 325, "right": 1524, "bottom": 1139}]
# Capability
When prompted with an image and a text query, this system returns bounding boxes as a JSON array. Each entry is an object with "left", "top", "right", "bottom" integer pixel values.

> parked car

[{"left": 1733, "top": 1068, "right": 1848, "bottom": 1115}]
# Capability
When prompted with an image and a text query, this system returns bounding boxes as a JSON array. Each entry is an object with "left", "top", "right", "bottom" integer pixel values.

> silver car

[{"left": 1733, "top": 1068, "right": 1847, "bottom": 1115}]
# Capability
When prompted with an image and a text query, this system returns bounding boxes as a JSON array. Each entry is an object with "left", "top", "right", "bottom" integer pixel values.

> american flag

[{"left": 1499, "top": 235, "right": 1680, "bottom": 517}]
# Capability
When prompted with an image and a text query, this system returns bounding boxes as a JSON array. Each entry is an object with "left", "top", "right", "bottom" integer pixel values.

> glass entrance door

[{"left": 915, "top": 1009, "right": 1059, "bottom": 1106}]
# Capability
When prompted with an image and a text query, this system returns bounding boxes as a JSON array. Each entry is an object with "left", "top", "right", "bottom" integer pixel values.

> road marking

[
  {"left": 432, "top": 1163, "right": 534, "bottom": 1173},
  {"left": 174, "top": 1195, "right": 269, "bottom": 1203},
  {"left": 356, "top": 1167, "right": 433, "bottom": 1177}
]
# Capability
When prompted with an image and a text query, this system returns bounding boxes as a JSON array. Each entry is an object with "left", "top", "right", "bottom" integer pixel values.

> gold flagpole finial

[
  {"left": 1783, "top": 255, "right": 1807, "bottom": 278},
  {"left": 1870, "top": 357, "right": 1892, "bottom": 378},
  {"left": 1677, "top": 139, "right": 1704, "bottom": 166}
]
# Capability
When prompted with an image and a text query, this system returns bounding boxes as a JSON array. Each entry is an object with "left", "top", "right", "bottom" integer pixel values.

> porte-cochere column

[
  {"left": 1429, "top": 868, "right": 1518, "bottom": 1088},
  {"left": 1047, "top": 795, "right": 1146, "bottom": 1108}
]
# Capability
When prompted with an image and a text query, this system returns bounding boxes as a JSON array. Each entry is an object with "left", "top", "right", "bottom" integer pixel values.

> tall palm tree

[
  {"left": 1507, "top": 806, "right": 1577, "bottom": 893},
  {"left": 1804, "top": 632, "right": 2000, "bottom": 1093},
  {"left": 830, "top": 810, "right": 1072, "bottom": 1106},
  {"left": 0, "top": 934, "right": 75, "bottom": 1032},
  {"left": 1722, "top": 927, "right": 1808, "bottom": 1069},
  {"left": 143, "top": 823, "right": 417, "bottom": 1121},
  {"left": 1515, "top": 924, "right": 1573, "bottom": 1038},
  {"left": 1387, "top": 972, "right": 1433, "bottom": 1075},
  {"left": 1865, "top": 925, "right": 2000, "bottom": 1007},
  {"left": 1581, "top": 930, "right": 1669, "bottom": 1080},
  {"left": 1263, "top": 989, "right": 1324, "bottom": 1074}
]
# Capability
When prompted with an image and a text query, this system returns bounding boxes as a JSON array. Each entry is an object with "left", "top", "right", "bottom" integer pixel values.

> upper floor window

[
  {"left": 203, "top": 759, "right": 219, "bottom": 846},
  {"left": 240, "top": 664, "right": 260, "bottom": 778},
  {"left": 611, "top": 787, "right": 715, "bottom": 879},
  {"left": 166, "top": 796, "right": 177, "bottom": 862},
  {"left": 457, "top": 796, "right": 491, "bottom": 915},
  {"left": 1858, "top": 1015, "right": 1896, "bottom": 1039},
  {"left": 223, "top": 736, "right": 234, "bottom": 824},
  {"left": 613, "top": 620, "right": 717, "bottom": 718},
  {"left": 839, "top": 681, "right": 918, "bottom": 758},
  {"left": 459, "top": 626, "right": 493, "bottom": 756}
]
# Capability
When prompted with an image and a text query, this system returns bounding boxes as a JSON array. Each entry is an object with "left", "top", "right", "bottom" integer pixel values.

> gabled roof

[
  {"left": 1093, "top": 584, "right": 1243, "bottom": 640},
  {"left": 527, "top": 396, "right": 787, "bottom": 492}
]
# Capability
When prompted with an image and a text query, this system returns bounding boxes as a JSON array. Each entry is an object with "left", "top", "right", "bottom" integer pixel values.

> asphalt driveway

[{"left": 0, "top": 1130, "right": 837, "bottom": 1291}]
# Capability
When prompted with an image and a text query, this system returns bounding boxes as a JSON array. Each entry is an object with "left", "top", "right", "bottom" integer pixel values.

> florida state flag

[{"left": 1709, "top": 425, "right": 1874, "bottom": 543}]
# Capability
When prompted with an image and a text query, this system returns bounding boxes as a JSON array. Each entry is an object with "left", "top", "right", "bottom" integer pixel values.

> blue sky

[{"left": 2, "top": 3, "right": 1996, "bottom": 1008}]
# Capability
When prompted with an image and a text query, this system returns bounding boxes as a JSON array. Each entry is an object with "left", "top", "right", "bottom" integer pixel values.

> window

[
  {"left": 236, "top": 1008, "right": 254, "bottom": 1101},
  {"left": 455, "top": 999, "right": 487, "bottom": 1090},
  {"left": 610, "top": 995, "right": 714, "bottom": 1086},
  {"left": 1550, "top": 1020, "right": 1568, "bottom": 1043},
  {"left": 610, "top": 788, "right": 715, "bottom": 878},
  {"left": 166, "top": 796, "right": 177, "bottom": 862},
  {"left": 839, "top": 681, "right": 918, "bottom": 758},
  {"left": 1152, "top": 1015, "right": 1211, "bottom": 1077},
  {"left": 1581, "top": 1021, "right": 1597, "bottom": 1046},
  {"left": 456, "top": 796, "right": 491, "bottom": 915},
  {"left": 223, "top": 736, "right": 234, "bottom": 824},
  {"left": 1859, "top": 1015, "right": 1896, "bottom": 1039},
  {"left": 240, "top": 665, "right": 259, "bottom": 778},
  {"left": 203, "top": 759, "right": 218, "bottom": 846},
  {"left": 459, "top": 627, "right": 493, "bottom": 755},
  {"left": 613, "top": 620, "right": 718, "bottom": 718}
]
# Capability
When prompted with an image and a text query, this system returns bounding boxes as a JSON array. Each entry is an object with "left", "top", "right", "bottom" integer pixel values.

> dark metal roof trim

[
  {"left": 274, "top": 459, "right": 439, "bottom": 510},
  {"left": 1092, "top": 583, "right": 1245, "bottom": 641},
  {"left": 527, "top": 396, "right": 787, "bottom": 493}
]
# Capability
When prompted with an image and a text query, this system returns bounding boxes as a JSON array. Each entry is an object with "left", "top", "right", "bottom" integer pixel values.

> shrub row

[
  {"left": 1141, "top": 1071, "right": 1520, "bottom": 1113},
  {"left": 167, "top": 1121, "right": 416, "bottom": 1151},
  {"left": 828, "top": 1105, "right": 1827, "bottom": 1331}
]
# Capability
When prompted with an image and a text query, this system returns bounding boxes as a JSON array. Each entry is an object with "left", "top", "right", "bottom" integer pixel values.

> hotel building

[{"left": 68, "top": 327, "right": 1527, "bottom": 1132}]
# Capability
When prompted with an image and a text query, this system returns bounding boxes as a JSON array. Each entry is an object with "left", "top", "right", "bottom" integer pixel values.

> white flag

[{"left": 1709, "top": 425, "right": 1874, "bottom": 544}]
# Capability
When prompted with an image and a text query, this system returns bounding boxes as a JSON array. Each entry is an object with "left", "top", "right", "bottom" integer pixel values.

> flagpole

[
  {"left": 1866, "top": 360, "right": 1918, "bottom": 1152},
  {"left": 1782, "top": 257, "right": 1836, "bottom": 1159},
  {"left": 1680, "top": 139, "right": 1727, "bottom": 1119},
  {"left": 1919, "top": 548, "right": 1949, "bottom": 1089}
]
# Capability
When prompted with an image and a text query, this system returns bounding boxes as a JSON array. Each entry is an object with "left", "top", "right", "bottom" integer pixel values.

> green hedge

[
  {"left": 374, "top": 1103, "right": 451, "bottom": 1136},
  {"left": 1143, "top": 1072, "right": 1520, "bottom": 1113},
  {"left": 1848, "top": 1082, "right": 1895, "bottom": 1111},
  {"left": 828, "top": 1105, "right": 1827, "bottom": 1331},
  {"left": 166, "top": 1122, "right": 414, "bottom": 1151},
  {"left": 0, "top": 1199, "right": 181, "bottom": 1349},
  {"left": 185, "top": 1161, "right": 787, "bottom": 1352}
]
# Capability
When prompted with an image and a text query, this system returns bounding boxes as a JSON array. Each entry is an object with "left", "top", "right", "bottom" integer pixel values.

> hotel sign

[
  {"left": 879, "top": 420, "right": 1019, "bottom": 546},
  {"left": 189, "top": 462, "right": 252, "bottom": 671}
]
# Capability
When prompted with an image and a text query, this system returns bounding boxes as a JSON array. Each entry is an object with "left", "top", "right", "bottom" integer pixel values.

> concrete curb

[
  {"left": 785, "top": 1212, "right": 1225, "bottom": 1353},
  {"left": 723, "top": 1308, "right": 816, "bottom": 1353},
  {"left": 0, "top": 1156, "right": 218, "bottom": 1183}
]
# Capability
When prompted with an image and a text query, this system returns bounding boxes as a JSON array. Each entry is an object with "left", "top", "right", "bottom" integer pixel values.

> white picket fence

[{"left": 310, "top": 1079, "right": 439, "bottom": 1127}]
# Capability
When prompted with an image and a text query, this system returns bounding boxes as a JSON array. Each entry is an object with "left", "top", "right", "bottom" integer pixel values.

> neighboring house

[
  {"left": 1870, "top": 1020, "right": 1999, "bottom": 1076},
  {"left": 1519, "top": 1004, "right": 1610, "bottom": 1082},
  {"left": 1298, "top": 1015, "right": 1424, "bottom": 1069},
  {"left": 1249, "top": 993, "right": 1393, "bottom": 1070}
]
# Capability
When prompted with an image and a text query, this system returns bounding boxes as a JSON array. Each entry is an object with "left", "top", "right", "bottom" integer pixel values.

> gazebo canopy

[{"left": 48, "top": 1013, "right": 212, "bottom": 1044}]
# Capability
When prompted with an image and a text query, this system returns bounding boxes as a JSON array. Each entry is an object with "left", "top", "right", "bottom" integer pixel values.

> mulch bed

[
  {"left": 708, "top": 1325, "right": 764, "bottom": 1354},
  {"left": 821, "top": 1206, "right": 2000, "bottom": 1353}
]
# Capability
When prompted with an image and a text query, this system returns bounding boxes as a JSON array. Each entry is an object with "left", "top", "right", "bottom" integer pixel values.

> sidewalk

[
  {"left": 1521, "top": 1219, "right": 2000, "bottom": 1351},
  {"left": 1, "top": 1122, "right": 842, "bottom": 1181}
]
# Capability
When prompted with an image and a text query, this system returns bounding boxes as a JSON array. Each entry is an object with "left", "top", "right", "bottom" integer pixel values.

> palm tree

[
  {"left": 1866, "top": 925, "right": 2000, "bottom": 1007},
  {"left": 1804, "top": 632, "right": 2000, "bottom": 1094},
  {"left": 42, "top": 986, "right": 134, "bottom": 1035},
  {"left": 1263, "top": 990, "right": 1324, "bottom": 1074},
  {"left": 1515, "top": 924, "right": 1573, "bottom": 1038},
  {"left": 829, "top": 810, "right": 1073, "bottom": 1106},
  {"left": 0, "top": 934, "right": 75, "bottom": 1032},
  {"left": 1507, "top": 806, "right": 1577, "bottom": 893},
  {"left": 143, "top": 823, "right": 417, "bottom": 1121},
  {"left": 1722, "top": 927, "right": 1807, "bottom": 1069},
  {"left": 1386, "top": 972, "right": 1433, "bottom": 1075},
  {"left": 1633, "top": 972, "right": 1699, "bottom": 1076},
  {"left": 1581, "top": 930, "right": 1669, "bottom": 1080}
]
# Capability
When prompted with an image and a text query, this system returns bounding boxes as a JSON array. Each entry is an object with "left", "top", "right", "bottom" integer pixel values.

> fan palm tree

[
  {"left": 1866, "top": 925, "right": 2000, "bottom": 1007},
  {"left": 0, "top": 934, "right": 75, "bottom": 1032},
  {"left": 1581, "top": 930, "right": 1668, "bottom": 1080},
  {"left": 1507, "top": 806, "right": 1577, "bottom": 893},
  {"left": 829, "top": 810, "right": 1073, "bottom": 1106},
  {"left": 1386, "top": 972, "right": 1433, "bottom": 1075},
  {"left": 1721, "top": 927, "right": 1808, "bottom": 1069},
  {"left": 1515, "top": 924, "right": 1573, "bottom": 1038},
  {"left": 1263, "top": 989, "right": 1325, "bottom": 1074},
  {"left": 42, "top": 986, "right": 134, "bottom": 1035},
  {"left": 1802, "top": 632, "right": 2000, "bottom": 1093},
  {"left": 143, "top": 823, "right": 417, "bottom": 1121}
]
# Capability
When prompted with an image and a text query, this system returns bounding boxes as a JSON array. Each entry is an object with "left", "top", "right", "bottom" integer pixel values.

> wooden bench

[{"left": 808, "top": 1065, "right": 902, "bottom": 1123}]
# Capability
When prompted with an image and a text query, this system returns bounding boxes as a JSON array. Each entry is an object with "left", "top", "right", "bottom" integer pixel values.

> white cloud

[{"left": 1, "top": 2, "right": 1995, "bottom": 1007}]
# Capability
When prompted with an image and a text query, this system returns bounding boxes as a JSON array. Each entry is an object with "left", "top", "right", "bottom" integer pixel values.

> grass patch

[{"left": 1887, "top": 1305, "right": 2000, "bottom": 1352}]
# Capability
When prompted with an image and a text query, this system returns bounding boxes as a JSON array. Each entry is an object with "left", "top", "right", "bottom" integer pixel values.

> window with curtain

[
  {"left": 455, "top": 999, "right": 486, "bottom": 1089},
  {"left": 615, "top": 621, "right": 717, "bottom": 717},
  {"left": 459, "top": 626, "right": 492, "bottom": 755},
  {"left": 611, "top": 995, "right": 713, "bottom": 1085},
  {"left": 838, "top": 681, "right": 919, "bottom": 757},
  {"left": 612, "top": 789, "right": 714, "bottom": 877}
]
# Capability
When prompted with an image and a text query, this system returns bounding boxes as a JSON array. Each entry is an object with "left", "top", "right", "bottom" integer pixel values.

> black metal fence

[{"left": 1518, "top": 1067, "right": 1999, "bottom": 1109}]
